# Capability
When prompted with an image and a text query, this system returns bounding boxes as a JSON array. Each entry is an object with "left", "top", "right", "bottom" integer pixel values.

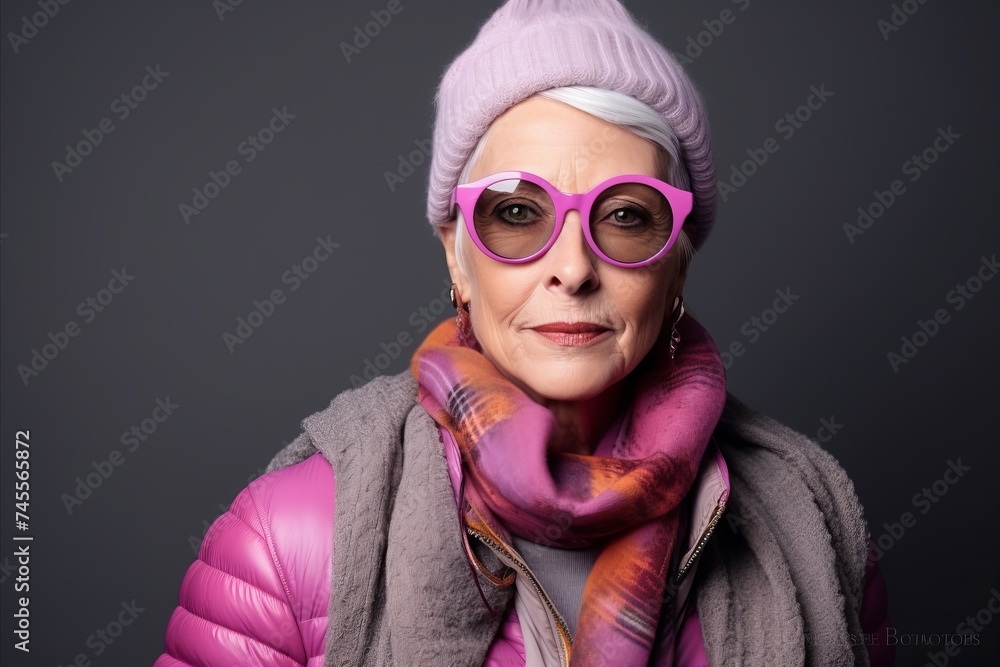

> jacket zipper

[
  {"left": 468, "top": 496, "right": 726, "bottom": 662},
  {"left": 674, "top": 496, "right": 727, "bottom": 582},
  {"left": 466, "top": 526, "right": 571, "bottom": 667}
]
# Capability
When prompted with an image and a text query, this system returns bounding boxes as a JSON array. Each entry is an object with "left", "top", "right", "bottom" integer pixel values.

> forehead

[{"left": 470, "top": 96, "right": 660, "bottom": 189}]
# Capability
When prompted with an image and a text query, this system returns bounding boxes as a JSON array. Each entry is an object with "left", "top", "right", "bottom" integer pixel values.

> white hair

[{"left": 444, "top": 85, "right": 695, "bottom": 276}]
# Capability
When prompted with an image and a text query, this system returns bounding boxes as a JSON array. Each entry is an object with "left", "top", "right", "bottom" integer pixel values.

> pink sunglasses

[{"left": 450, "top": 171, "right": 693, "bottom": 268}]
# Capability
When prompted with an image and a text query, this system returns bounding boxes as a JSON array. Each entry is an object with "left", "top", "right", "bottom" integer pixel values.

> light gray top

[{"left": 510, "top": 535, "right": 603, "bottom": 636}]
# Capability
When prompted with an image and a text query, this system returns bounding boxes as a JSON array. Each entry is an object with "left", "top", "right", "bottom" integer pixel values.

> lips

[
  {"left": 530, "top": 322, "right": 610, "bottom": 334},
  {"left": 529, "top": 322, "right": 612, "bottom": 348}
]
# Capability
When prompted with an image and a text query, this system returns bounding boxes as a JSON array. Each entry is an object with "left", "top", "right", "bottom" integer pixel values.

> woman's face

[{"left": 439, "top": 96, "right": 688, "bottom": 403}]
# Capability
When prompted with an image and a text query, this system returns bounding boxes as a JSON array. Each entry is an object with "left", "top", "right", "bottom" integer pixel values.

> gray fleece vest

[{"left": 266, "top": 369, "right": 872, "bottom": 667}]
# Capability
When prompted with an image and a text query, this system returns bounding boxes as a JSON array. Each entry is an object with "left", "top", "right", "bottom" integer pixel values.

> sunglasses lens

[
  {"left": 473, "top": 178, "right": 555, "bottom": 260},
  {"left": 591, "top": 183, "right": 674, "bottom": 264}
]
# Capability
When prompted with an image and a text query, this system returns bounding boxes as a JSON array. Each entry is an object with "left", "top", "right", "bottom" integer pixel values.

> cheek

[
  {"left": 467, "top": 259, "right": 534, "bottom": 327},
  {"left": 618, "top": 268, "right": 672, "bottom": 313},
  {"left": 616, "top": 273, "right": 674, "bottom": 343}
]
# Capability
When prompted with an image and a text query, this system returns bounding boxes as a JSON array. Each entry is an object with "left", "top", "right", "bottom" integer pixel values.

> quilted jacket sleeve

[
  {"left": 861, "top": 547, "right": 896, "bottom": 667},
  {"left": 152, "top": 481, "right": 310, "bottom": 666}
]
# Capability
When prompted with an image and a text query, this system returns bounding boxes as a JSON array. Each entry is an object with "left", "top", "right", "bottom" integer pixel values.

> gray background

[{"left": 2, "top": 0, "right": 998, "bottom": 664}]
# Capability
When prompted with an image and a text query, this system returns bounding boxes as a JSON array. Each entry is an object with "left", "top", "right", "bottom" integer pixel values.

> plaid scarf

[{"left": 410, "top": 311, "right": 727, "bottom": 665}]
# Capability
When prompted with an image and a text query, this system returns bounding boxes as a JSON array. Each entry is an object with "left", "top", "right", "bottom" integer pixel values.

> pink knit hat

[{"left": 427, "top": 0, "right": 717, "bottom": 251}]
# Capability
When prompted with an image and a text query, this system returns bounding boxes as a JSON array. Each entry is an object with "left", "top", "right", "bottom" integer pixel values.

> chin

[{"left": 515, "top": 364, "right": 617, "bottom": 403}]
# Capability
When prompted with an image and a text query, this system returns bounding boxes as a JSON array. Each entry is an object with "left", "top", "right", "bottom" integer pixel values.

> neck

[{"left": 532, "top": 375, "right": 631, "bottom": 456}]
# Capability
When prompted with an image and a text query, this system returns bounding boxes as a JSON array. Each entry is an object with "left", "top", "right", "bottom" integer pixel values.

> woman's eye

[
  {"left": 609, "top": 207, "right": 646, "bottom": 226},
  {"left": 497, "top": 202, "right": 539, "bottom": 225},
  {"left": 504, "top": 205, "right": 528, "bottom": 221}
]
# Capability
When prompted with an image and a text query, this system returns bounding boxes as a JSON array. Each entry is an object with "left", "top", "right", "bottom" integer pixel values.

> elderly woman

[{"left": 154, "top": 1, "right": 893, "bottom": 666}]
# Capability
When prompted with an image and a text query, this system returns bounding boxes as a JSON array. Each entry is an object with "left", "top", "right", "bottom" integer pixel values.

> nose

[{"left": 544, "top": 207, "right": 600, "bottom": 295}]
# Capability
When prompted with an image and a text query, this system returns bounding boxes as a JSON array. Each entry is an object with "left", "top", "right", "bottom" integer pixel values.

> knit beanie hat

[{"left": 426, "top": 0, "right": 717, "bottom": 251}]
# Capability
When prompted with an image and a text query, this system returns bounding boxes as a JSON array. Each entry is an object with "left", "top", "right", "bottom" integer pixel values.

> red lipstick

[{"left": 529, "top": 322, "right": 611, "bottom": 347}]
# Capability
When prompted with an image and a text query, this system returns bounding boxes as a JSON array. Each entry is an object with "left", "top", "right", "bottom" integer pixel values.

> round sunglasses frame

[{"left": 449, "top": 170, "right": 694, "bottom": 268}]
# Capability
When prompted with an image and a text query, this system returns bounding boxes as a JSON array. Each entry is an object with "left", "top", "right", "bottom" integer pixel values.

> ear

[{"left": 437, "top": 222, "right": 471, "bottom": 302}]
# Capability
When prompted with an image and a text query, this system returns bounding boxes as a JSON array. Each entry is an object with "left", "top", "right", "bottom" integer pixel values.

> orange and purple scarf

[{"left": 410, "top": 311, "right": 727, "bottom": 665}]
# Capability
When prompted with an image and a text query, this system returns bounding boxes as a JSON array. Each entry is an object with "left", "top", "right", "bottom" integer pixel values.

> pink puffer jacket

[{"left": 154, "top": 450, "right": 894, "bottom": 666}]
